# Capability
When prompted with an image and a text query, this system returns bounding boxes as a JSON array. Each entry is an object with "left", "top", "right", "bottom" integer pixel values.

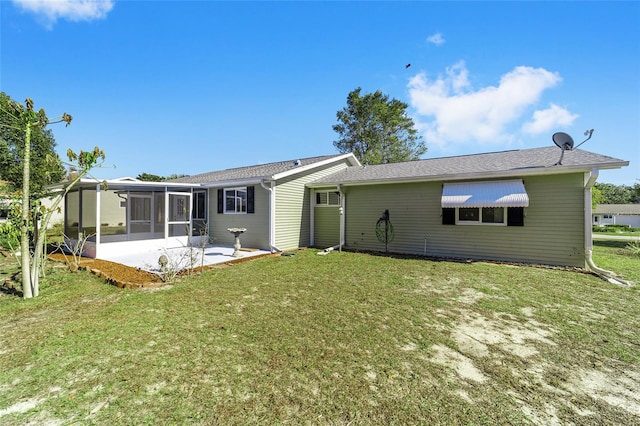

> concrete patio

[{"left": 99, "top": 244, "right": 272, "bottom": 273}]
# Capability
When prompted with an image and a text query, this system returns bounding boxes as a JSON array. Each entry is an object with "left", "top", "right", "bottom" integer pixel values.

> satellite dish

[
  {"left": 552, "top": 129, "right": 594, "bottom": 165},
  {"left": 553, "top": 132, "right": 574, "bottom": 165},
  {"left": 553, "top": 132, "right": 574, "bottom": 151}
]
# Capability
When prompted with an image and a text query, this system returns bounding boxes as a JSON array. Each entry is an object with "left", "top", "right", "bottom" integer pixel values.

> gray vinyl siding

[
  {"left": 208, "top": 185, "right": 270, "bottom": 250},
  {"left": 343, "top": 173, "right": 586, "bottom": 267},
  {"left": 314, "top": 206, "right": 340, "bottom": 248},
  {"left": 275, "top": 161, "right": 350, "bottom": 250}
]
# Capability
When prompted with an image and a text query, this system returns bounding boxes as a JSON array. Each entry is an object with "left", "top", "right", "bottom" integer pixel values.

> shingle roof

[
  {"left": 310, "top": 147, "right": 628, "bottom": 186},
  {"left": 170, "top": 154, "right": 346, "bottom": 184},
  {"left": 594, "top": 204, "right": 640, "bottom": 215}
]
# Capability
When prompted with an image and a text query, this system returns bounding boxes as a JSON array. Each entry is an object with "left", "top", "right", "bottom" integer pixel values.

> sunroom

[{"left": 61, "top": 178, "right": 205, "bottom": 259}]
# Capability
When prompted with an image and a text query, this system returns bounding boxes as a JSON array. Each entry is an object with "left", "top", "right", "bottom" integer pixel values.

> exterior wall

[
  {"left": 275, "top": 161, "right": 350, "bottom": 250},
  {"left": 313, "top": 205, "right": 340, "bottom": 248},
  {"left": 208, "top": 185, "right": 270, "bottom": 250},
  {"left": 342, "top": 173, "right": 587, "bottom": 267}
]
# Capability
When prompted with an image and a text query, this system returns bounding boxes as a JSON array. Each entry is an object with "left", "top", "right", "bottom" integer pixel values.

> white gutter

[
  {"left": 95, "top": 183, "right": 102, "bottom": 258},
  {"left": 306, "top": 162, "right": 630, "bottom": 189},
  {"left": 337, "top": 184, "right": 345, "bottom": 252},
  {"left": 260, "top": 179, "right": 281, "bottom": 253},
  {"left": 583, "top": 168, "right": 630, "bottom": 286}
]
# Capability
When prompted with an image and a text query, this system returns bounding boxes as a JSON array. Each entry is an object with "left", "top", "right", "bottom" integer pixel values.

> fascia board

[
  {"left": 271, "top": 153, "right": 360, "bottom": 181},
  {"left": 201, "top": 178, "right": 267, "bottom": 188},
  {"left": 310, "top": 161, "right": 629, "bottom": 188}
]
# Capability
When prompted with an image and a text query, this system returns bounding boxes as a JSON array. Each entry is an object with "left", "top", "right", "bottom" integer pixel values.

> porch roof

[{"left": 52, "top": 177, "right": 202, "bottom": 192}]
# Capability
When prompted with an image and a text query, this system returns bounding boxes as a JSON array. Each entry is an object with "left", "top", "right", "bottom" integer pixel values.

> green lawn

[{"left": 1, "top": 245, "right": 639, "bottom": 425}]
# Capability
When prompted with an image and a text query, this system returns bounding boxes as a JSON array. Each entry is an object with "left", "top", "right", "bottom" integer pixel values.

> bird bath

[{"left": 227, "top": 228, "right": 247, "bottom": 257}]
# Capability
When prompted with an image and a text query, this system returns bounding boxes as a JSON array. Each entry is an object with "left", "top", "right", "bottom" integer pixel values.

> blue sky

[{"left": 1, "top": 1, "right": 638, "bottom": 185}]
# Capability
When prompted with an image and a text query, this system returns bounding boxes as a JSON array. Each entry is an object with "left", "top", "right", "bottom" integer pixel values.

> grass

[{"left": 1, "top": 244, "right": 639, "bottom": 425}]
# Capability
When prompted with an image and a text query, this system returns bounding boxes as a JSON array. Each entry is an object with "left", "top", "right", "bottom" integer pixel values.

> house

[
  {"left": 593, "top": 204, "right": 640, "bottom": 228},
  {"left": 307, "top": 147, "right": 628, "bottom": 268},
  {"left": 60, "top": 146, "right": 628, "bottom": 269},
  {"left": 60, "top": 154, "right": 359, "bottom": 258}
]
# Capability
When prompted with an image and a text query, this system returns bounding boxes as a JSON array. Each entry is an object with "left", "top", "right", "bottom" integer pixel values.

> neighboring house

[
  {"left": 60, "top": 147, "right": 628, "bottom": 268},
  {"left": 593, "top": 204, "right": 640, "bottom": 228}
]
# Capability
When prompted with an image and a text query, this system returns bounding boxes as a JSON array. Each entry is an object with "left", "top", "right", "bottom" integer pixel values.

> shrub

[{"left": 626, "top": 240, "right": 640, "bottom": 257}]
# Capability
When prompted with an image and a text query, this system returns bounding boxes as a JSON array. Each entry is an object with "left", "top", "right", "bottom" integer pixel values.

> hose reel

[{"left": 375, "top": 209, "right": 394, "bottom": 253}]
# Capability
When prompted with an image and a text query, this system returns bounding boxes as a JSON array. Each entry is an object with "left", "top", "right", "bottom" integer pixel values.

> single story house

[
  {"left": 60, "top": 146, "right": 628, "bottom": 269},
  {"left": 593, "top": 204, "right": 640, "bottom": 228}
]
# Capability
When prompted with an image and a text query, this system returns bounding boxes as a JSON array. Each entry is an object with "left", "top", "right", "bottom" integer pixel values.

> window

[
  {"left": 441, "top": 180, "right": 528, "bottom": 227},
  {"left": 193, "top": 191, "right": 206, "bottom": 220},
  {"left": 225, "top": 188, "right": 246, "bottom": 213},
  {"left": 443, "top": 207, "right": 524, "bottom": 226},
  {"left": 217, "top": 186, "right": 255, "bottom": 214},
  {"left": 316, "top": 191, "right": 341, "bottom": 206},
  {"left": 457, "top": 207, "right": 506, "bottom": 225}
]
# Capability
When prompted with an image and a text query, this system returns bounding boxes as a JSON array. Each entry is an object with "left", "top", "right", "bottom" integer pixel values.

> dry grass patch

[{"left": 0, "top": 247, "right": 639, "bottom": 424}]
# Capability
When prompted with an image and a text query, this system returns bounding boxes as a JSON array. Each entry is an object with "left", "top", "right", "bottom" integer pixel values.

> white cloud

[
  {"left": 426, "top": 32, "right": 445, "bottom": 46},
  {"left": 522, "top": 104, "right": 579, "bottom": 135},
  {"left": 408, "top": 62, "right": 567, "bottom": 149},
  {"left": 12, "top": 0, "right": 114, "bottom": 28}
]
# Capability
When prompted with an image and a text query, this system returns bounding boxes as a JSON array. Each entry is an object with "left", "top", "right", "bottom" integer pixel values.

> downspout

[
  {"left": 584, "top": 168, "right": 630, "bottom": 286},
  {"left": 95, "top": 183, "right": 101, "bottom": 258},
  {"left": 317, "top": 185, "right": 345, "bottom": 255},
  {"left": 260, "top": 179, "right": 282, "bottom": 253},
  {"left": 338, "top": 184, "right": 345, "bottom": 252}
]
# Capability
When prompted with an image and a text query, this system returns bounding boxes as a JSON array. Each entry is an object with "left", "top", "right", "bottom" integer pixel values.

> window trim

[
  {"left": 456, "top": 207, "right": 507, "bottom": 226},
  {"left": 443, "top": 206, "right": 524, "bottom": 227},
  {"left": 224, "top": 187, "right": 248, "bottom": 214},
  {"left": 315, "top": 190, "right": 341, "bottom": 207}
]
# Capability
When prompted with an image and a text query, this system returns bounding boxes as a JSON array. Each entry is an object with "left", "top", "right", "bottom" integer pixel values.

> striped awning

[{"left": 441, "top": 180, "right": 529, "bottom": 208}]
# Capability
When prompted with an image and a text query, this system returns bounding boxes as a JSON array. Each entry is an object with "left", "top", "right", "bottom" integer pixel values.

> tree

[
  {"left": 594, "top": 182, "right": 638, "bottom": 204},
  {"left": 0, "top": 93, "right": 66, "bottom": 198},
  {"left": 332, "top": 87, "right": 426, "bottom": 165},
  {"left": 0, "top": 95, "right": 105, "bottom": 298},
  {"left": 591, "top": 185, "right": 605, "bottom": 209},
  {"left": 136, "top": 172, "right": 188, "bottom": 182},
  {"left": 136, "top": 172, "right": 164, "bottom": 181}
]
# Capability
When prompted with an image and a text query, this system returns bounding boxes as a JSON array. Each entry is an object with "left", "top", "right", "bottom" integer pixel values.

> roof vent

[{"left": 293, "top": 159, "right": 301, "bottom": 167}]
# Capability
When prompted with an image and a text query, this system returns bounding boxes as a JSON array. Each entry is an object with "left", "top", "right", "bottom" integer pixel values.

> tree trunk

[{"left": 21, "top": 123, "right": 33, "bottom": 298}]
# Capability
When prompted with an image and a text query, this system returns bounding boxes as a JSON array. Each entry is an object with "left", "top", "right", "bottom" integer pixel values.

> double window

[
  {"left": 441, "top": 180, "right": 528, "bottom": 227},
  {"left": 217, "top": 186, "right": 255, "bottom": 214},
  {"left": 225, "top": 188, "right": 247, "bottom": 214},
  {"left": 443, "top": 207, "right": 524, "bottom": 226},
  {"left": 458, "top": 207, "right": 505, "bottom": 225},
  {"left": 315, "top": 191, "right": 341, "bottom": 206}
]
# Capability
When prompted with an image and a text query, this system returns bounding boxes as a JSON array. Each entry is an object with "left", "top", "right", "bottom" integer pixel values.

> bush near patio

[{"left": 0, "top": 242, "right": 638, "bottom": 425}]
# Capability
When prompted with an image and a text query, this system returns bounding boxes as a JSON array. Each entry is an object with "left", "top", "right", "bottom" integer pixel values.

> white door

[{"left": 165, "top": 192, "right": 191, "bottom": 248}]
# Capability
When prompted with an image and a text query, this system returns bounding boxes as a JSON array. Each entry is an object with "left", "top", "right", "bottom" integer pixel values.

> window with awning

[
  {"left": 441, "top": 180, "right": 529, "bottom": 208},
  {"left": 441, "top": 180, "right": 528, "bottom": 226}
]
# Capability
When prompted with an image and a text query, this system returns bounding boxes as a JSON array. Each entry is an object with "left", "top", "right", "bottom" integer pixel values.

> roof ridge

[{"left": 184, "top": 153, "right": 340, "bottom": 178}]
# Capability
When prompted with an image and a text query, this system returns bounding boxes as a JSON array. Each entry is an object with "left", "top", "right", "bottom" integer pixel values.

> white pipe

[
  {"left": 337, "top": 184, "right": 345, "bottom": 252},
  {"left": 260, "top": 179, "right": 282, "bottom": 253},
  {"left": 583, "top": 169, "right": 630, "bottom": 286}
]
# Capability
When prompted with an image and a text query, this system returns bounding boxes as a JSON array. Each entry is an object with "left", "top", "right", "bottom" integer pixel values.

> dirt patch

[
  {"left": 46, "top": 252, "right": 278, "bottom": 289},
  {"left": 48, "top": 253, "right": 164, "bottom": 288}
]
